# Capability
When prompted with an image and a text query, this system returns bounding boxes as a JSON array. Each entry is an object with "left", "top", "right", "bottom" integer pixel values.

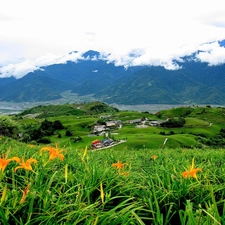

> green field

[
  {"left": 1, "top": 103, "right": 225, "bottom": 224},
  {"left": 5, "top": 103, "right": 224, "bottom": 150},
  {"left": 1, "top": 137, "right": 225, "bottom": 224}
]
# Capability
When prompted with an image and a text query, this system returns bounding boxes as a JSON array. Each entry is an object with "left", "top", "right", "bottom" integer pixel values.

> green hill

[
  {"left": 157, "top": 105, "right": 225, "bottom": 124},
  {"left": 1, "top": 102, "right": 225, "bottom": 149},
  {"left": 18, "top": 101, "right": 119, "bottom": 118}
]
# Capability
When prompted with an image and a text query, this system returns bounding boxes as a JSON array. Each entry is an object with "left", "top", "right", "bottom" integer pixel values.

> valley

[
  {"left": 1, "top": 50, "right": 225, "bottom": 105},
  {"left": 2, "top": 102, "right": 224, "bottom": 150}
]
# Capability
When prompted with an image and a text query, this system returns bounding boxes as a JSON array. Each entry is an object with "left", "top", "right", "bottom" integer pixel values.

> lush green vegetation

[
  {"left": 94, "top": 64, "right": 225, "bottom": 105},
  {"left": 18, "top": 101, "right": 119, "bottom": 118},
  {"left": 1, "top": 103, "right": 225, "bottom": 224},
  {"left": 0, "top": 116, "right": 19, "bottom": 138},
  {"left": 1, "top": 137, "right": 225, "bottom": 224},
  {"left": 0, "top": 103, "right": 225, "bottom": 150}
]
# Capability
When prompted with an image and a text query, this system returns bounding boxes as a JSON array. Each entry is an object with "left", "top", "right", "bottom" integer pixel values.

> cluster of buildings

[
  {"left": 91, "top": 139, "right": 114, "bottom": 149},
  {"left": 92, "top": 117, "right": 162, "bottom": 135},
  {"left": 127, "top": 118, "right": 162, "bottom": 126},
  {"left": 93, "top": 120, "right": 122, "bottom": 135},
  {"left": 89, "top": 115, "right": 162, "bottom": 149}
]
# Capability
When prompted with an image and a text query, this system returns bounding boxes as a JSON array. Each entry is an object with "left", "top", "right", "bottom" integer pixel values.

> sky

[{"left": 1, "top": 0, "right": 225, "bottom": 79}]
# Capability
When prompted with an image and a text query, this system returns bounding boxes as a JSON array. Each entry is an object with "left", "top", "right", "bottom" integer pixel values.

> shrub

[
  {"left": 37, "top": 137, "right": 51, "bottom": 144},
  {"left": 0, "top": 115, "right": 19, "bottom": 138},
  {"left": 53, "top": 120, "right": 64, "bottom": 129},
  {"left": 65, "top": 129, "right": 73, "bottom": 136},
  {"left": 161, "top": 117, "right": 185, "bottom": 128},
  {"left": 169, "top": 130, "right": 175, "bottom": 135}
]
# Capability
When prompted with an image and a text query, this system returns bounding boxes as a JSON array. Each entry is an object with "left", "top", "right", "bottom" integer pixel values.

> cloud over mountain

[
  {"left": 1, "top": 40, "right": 225, "bottom": 79},
  {"left": 1, "top": 0, "right": 225, "bottom": 78},
  {"left": 0, "top": 51, "right": 84, "bottom": 78},
  {"left": 196, "top": 42, "right": 225, "bottom": 65}
]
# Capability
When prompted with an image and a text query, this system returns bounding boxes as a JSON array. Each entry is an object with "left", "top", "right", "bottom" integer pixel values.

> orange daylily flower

[
  {"left": 20, "top": 184, "right": 30, "bottom": 204},
  {"left": 151, "top": 155, "right": 158, "bottom": 160},
  {"left": 182, "top": 158, "right": 202, "bottom": 179},
  {"left": 112, "top": 160, "right": 125, "bottom": 170},
  {"left": 14, "top": 157, "right": 37, "bottom": 172},
  {"left": 0, "top": 153, "right": 20, "bottom": 173},
  {"left": 40, "top": 143, "right": 66, "bottom": 161}
]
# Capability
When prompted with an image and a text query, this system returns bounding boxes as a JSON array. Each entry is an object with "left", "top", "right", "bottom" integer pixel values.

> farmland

[
  {"left": 1, "top": 102, "right": 225, "bottom": 224},
  {"left": 10, "top": 103, "right": 225, "bottom": 150}
]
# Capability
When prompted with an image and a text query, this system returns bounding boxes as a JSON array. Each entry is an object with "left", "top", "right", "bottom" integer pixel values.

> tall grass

[{"left": 1, "top": 136, "right": 225, "bottom": 224}]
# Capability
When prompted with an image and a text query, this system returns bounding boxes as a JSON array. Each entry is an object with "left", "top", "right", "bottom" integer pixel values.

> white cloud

[
  {"left": 0, "top": 61, "right": 38, "bottom": 79},
  {"left": 1, "top": 0, "right": 225, "bottom": 78},
  {"left": 196, "top": 42, "right": 225, "bottom": 65},
  {"left": 198, "top": 10, "right": 225, "bottom": 28},
  {"left": 0, "top": 51, "right": 83, "bottom": 78}
]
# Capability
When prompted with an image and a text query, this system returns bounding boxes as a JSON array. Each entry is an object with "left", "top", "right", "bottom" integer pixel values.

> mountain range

[{"left": 0, "top": 50, "right": 225, "bottom": 105}]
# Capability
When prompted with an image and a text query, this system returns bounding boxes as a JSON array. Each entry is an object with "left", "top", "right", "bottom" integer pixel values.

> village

[{"left": 90, "top": 115, "right": 163, "bottom": 149}]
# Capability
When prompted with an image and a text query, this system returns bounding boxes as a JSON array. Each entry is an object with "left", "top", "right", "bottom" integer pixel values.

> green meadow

[
  {"left": 1, "top": 103, "right": 225, "bottom": 224},
  {"left": 1, "top": 137, "right": 225, "bottom": 224},
  {"left": 12, "top": 103, "right": 225, "bottom": 150}
]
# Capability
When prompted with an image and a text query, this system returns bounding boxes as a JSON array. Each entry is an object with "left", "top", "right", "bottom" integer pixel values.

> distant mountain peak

[
  {"left": 82, "top": 50, "right": 101, "bottom": 59},
  {"left": 1, "top": 51, "right": 225, "bottom": 105},
  {"left": 68, "top": 50, "right": 79, "bottom": 55}
]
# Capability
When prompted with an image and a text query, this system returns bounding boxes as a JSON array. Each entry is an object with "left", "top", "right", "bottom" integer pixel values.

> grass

[
  {"left": 159, "top": 106, "right": 225, "bottom": 124},
  {"left": 184, "top": 118, "right": 210, "bottom": 127},
  {"left": 41, "top": 120, "right": 219, "bottom": 150},
  {"left": 1, "top": 135, "right": 225, "bottom": 224},
  {"left": 13, "top": 104, "right": 225, "bottom": 150},
  {"left": 166, "top": 134, "right": 198, "bottom": 147},
  {"left": 2, "top": 105, "right": 225, "bottom": 222}
]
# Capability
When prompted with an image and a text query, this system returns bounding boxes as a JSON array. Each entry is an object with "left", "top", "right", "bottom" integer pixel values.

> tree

[
  {"left": 0, "top": 116, "right": 19, "bottom": 138},
  {"left": 53, "top": 120, "right": 64, "bottom": 130},
  {"left": 65, "top": 129, "right": 73, "bottom": 136},
  {"left": 40, "top": 119, "right": 54, "bottom": 135},
  {"left": 160, "top": 117, "right": 185, "bottom": 128}
]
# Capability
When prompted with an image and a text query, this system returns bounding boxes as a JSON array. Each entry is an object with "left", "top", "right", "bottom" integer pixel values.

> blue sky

[{"left": 1, "top": 0, "right": 225, "bottom": 78}]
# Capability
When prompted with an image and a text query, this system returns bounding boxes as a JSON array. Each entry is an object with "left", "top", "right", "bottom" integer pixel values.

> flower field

[{"left": 1, "top": 136, "right": 225, "bottom": 224}]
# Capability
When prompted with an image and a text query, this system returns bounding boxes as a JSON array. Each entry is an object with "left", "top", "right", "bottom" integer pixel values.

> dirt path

[
  {"left": 161, "top": 138, "right": 168, "bottom": 148},
  {"left": 91, "top": 140, "right": 127, "bottom": 151}
]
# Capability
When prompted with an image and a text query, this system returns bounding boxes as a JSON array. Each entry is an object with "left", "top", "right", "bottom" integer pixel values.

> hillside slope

[
  {"left": 1, "top": 50, "right": 225, "bottom": 104},
  {"left": 94, "top": 64, "right": 225, "bottom": 104}
]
